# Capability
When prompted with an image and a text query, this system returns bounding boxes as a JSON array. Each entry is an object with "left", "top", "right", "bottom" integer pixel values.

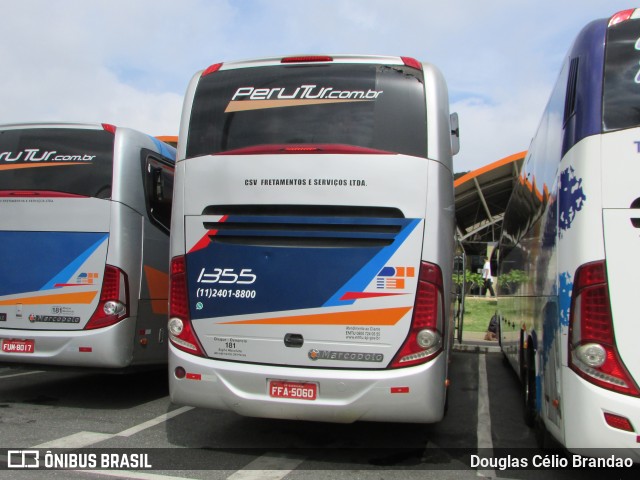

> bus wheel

[{"left": 523, "top": 344, "right": 537, "bottom": 427}]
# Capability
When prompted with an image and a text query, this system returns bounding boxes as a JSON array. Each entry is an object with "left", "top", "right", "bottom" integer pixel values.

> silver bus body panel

[
  {"left": 169, "top": 343, "right": 447, "bottom": 423},
  {"left": 0, "top": 319, "right": 136, "bottom": 368}
]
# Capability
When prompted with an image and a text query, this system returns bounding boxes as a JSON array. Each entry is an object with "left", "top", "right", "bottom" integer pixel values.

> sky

[{"left": 0, "top": 0, "right": 635, "bottom": 173}]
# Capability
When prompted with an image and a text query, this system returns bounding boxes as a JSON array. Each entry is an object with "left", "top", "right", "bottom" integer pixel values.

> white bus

[
  {"left": 169, "top": 54, "right": 459, "bottom": 423},
  {"left": 0, "top": 123, "right": 175, "bottom": 369},
  {"left": 498, "top": 10, "right": 640, "bottom": 459}
]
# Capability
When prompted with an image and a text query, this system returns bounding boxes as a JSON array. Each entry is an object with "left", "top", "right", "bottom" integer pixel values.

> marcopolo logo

[
  {"left": 308, "top": 349, "right": 384, "bottom": 363},
  {"left": 225, "top": 84, "right": 383, "bottom": 113}
]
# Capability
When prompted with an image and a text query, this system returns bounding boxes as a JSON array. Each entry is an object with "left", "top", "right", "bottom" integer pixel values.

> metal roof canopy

[{"left": 454, "top": 151, "right": 526, "bottom": 247}]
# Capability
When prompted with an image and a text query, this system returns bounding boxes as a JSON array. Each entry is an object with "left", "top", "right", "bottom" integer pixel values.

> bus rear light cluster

[
  {"left": 390, "top": 261, "right": 444, "bottom": 368},
  {"left": 85, "top": 265, "right": 129, "bottom": 330},
  {"left": 569, "top": 261, "right": 640, "bottom": 397},
  {"left": 169, "top": 256, "right": 205, "bottom": 356}
]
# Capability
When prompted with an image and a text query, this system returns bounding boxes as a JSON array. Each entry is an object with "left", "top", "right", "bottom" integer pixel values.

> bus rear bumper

[
  {"left": 169, "top": 344, "right": 448, "bottom": 424},
  {"left": 0, "top": 318, "right": 136, "bottom": 368},
  {"left": 563, "top": 367, "right": 640, "bottom": 463}
]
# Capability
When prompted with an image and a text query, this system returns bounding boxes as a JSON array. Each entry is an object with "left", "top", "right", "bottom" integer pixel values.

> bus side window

[{"left": 144, "top": 154, "right": 174, "bottom": 233}]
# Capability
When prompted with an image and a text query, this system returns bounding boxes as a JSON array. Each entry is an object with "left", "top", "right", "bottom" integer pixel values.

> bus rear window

[
  {"left": 0, "top": 128, "right": 114, "bottom": 197},
  {"left": 187, "top": 63, "right": 428, "bottom": 158},
  {"left": 603, "top": 18, "right": 640, "bottom": 131}
]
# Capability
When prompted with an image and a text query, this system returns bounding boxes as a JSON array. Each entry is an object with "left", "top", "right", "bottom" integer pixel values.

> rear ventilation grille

[{"left": 202, "top": 205, "right": 406, "bottom": 248}]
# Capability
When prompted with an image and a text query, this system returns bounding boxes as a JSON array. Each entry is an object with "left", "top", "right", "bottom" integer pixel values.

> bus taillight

[
  {"left": 609, "top": 9, "right": 638, "bottom": 27},
  {"left": 281, "top": 55, "right": 333, "bottom": 63},
  {"left": 101, "top": 123, "right": 117, "bottom": 134},
  {"left": 569, "top": 260, "right": 640, "bottom": 397},
  {"left": 85, "top": 265, "right": 129, "bottom": 330},
  {"left": 401, "top": 57, "right": 422, "bottom": 70},
  {"left": 390, "top": 261, "right": 443, "bottom": 368},
  {"left": 202, "top": 63, "right": 223, "bottom": 77},
  {"left": 168, "top": 256, "right": 205, "bottom": 356}
]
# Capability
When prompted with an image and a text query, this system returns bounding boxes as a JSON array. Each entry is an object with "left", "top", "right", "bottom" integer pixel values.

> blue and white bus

[
  {"left": 498, "top": 10, "right": 640, "bottom": 459},
  {"left": 0, "top": 123, "right": 175, "bottom": 369},
  {"left": 169, "top": 54, "right": 459, "bottom": 423}
]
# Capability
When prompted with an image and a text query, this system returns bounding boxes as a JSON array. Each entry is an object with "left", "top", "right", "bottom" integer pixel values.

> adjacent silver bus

[
  {"left": 169, "top": 55, "right": 459, "bottom": 423},
  {"left": 0, "top": 123, "right": 175, "bottom": 369}
]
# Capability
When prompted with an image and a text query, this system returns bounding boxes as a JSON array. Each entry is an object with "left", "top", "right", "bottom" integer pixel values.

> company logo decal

[
  {"left": 308, "top": 349, "right": 384, "bottom": 363},
  {"left": 0, "top": 149, "right": 96, "bottom": 171},
  {"left": 225, "top": 85, "right": 383, "bottom": 113},
  {"left": 376, "top": 266, "right": 415, "bottom": 290},
  {"left": 0, "top": 149, "right": 96, "bottom": 164},
  {"left": 54, "top": 272, "right": 99, "bottom": 288}
]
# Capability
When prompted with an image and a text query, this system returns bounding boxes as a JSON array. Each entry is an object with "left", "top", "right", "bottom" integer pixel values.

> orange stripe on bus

[
  {"left": 0, "top": 163, "right": 91, "bottom": 171},
  {"left": 0, "top": 291, "right": 98, "bottom": 306},
  {"left": 143, "top": 265, "right": 169, "bottom": 314},
  {"left": 220, "top": 307, "right": 412, "bottom": 326}
]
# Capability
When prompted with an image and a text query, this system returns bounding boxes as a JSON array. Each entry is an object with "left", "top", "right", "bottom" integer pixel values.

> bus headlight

[
  {"left": 575, "top": 343, "right": 606, "bottom": 368},
  {"left": 168, "top": 317, "right": 184, "bottom": 336}
]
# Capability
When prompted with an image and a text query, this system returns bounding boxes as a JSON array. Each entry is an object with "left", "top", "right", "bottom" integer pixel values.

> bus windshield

[
  {"left": 0, "top": 128, "right": 114, "bottom": 197},
  {"left": 603, "top": 18, "right": 640, "bottom": 131},
  {"left": 187, "top": 63, "right": 428, "bottom": 159}
]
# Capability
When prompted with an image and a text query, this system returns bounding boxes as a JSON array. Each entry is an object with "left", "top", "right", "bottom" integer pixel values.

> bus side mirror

[{"left": 450, "top": 112, "right": 460, "bottom": 156}]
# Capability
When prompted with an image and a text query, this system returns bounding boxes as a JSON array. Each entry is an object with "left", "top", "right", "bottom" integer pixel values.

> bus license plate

[
  {"left": 1, "top": 339, "right": 35, "bottom": 354},
  {"left": 269, "top": 380, "right": 317, "bottom": 401}
]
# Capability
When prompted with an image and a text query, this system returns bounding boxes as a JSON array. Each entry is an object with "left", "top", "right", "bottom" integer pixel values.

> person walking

[{"left": 481, "top": 257, "right": 495, "bottom": 297}]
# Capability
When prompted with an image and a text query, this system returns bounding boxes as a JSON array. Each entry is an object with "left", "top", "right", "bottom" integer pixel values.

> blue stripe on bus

[
  {"left": 323, "top": 218, "right": 421, "bottom": 307},
  {"left": 40, "top": 234, "right": 109, "bottom": 290},
  {"left": 0, "top": 232, "right": 108, "bottom": 297},
  {"left": 149, "top": 136, "right": 177, "bottom": 161}
]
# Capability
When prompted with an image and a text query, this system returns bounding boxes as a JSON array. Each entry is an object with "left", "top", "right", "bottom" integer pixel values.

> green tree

[{"left": 498, "top": 269, "right": 528, "bottom": 294}]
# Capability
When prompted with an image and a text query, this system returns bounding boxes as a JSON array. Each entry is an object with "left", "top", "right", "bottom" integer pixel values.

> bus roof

[{"left": 201, "top": 54, "right": 423, "bottom": 74}]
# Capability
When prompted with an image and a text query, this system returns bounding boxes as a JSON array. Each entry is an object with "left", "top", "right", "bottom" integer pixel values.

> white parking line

[
  {"left": 0, "top": 370, "right": 45, "bottom": 379},
  {"left": 29, "top": 406, "right": 194, "bottom": 450},
  {"left": 77, "top": 470, "right": 201, "bottom": 480},
  {"left": 116, "top": 406, "right": 194, "bottom": 437},
  {"left": 476, "top": 354, "right": 496, "bottom": 478},
  {"left": 226, "top": 453, "right": 306, "bottom": 480}
]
